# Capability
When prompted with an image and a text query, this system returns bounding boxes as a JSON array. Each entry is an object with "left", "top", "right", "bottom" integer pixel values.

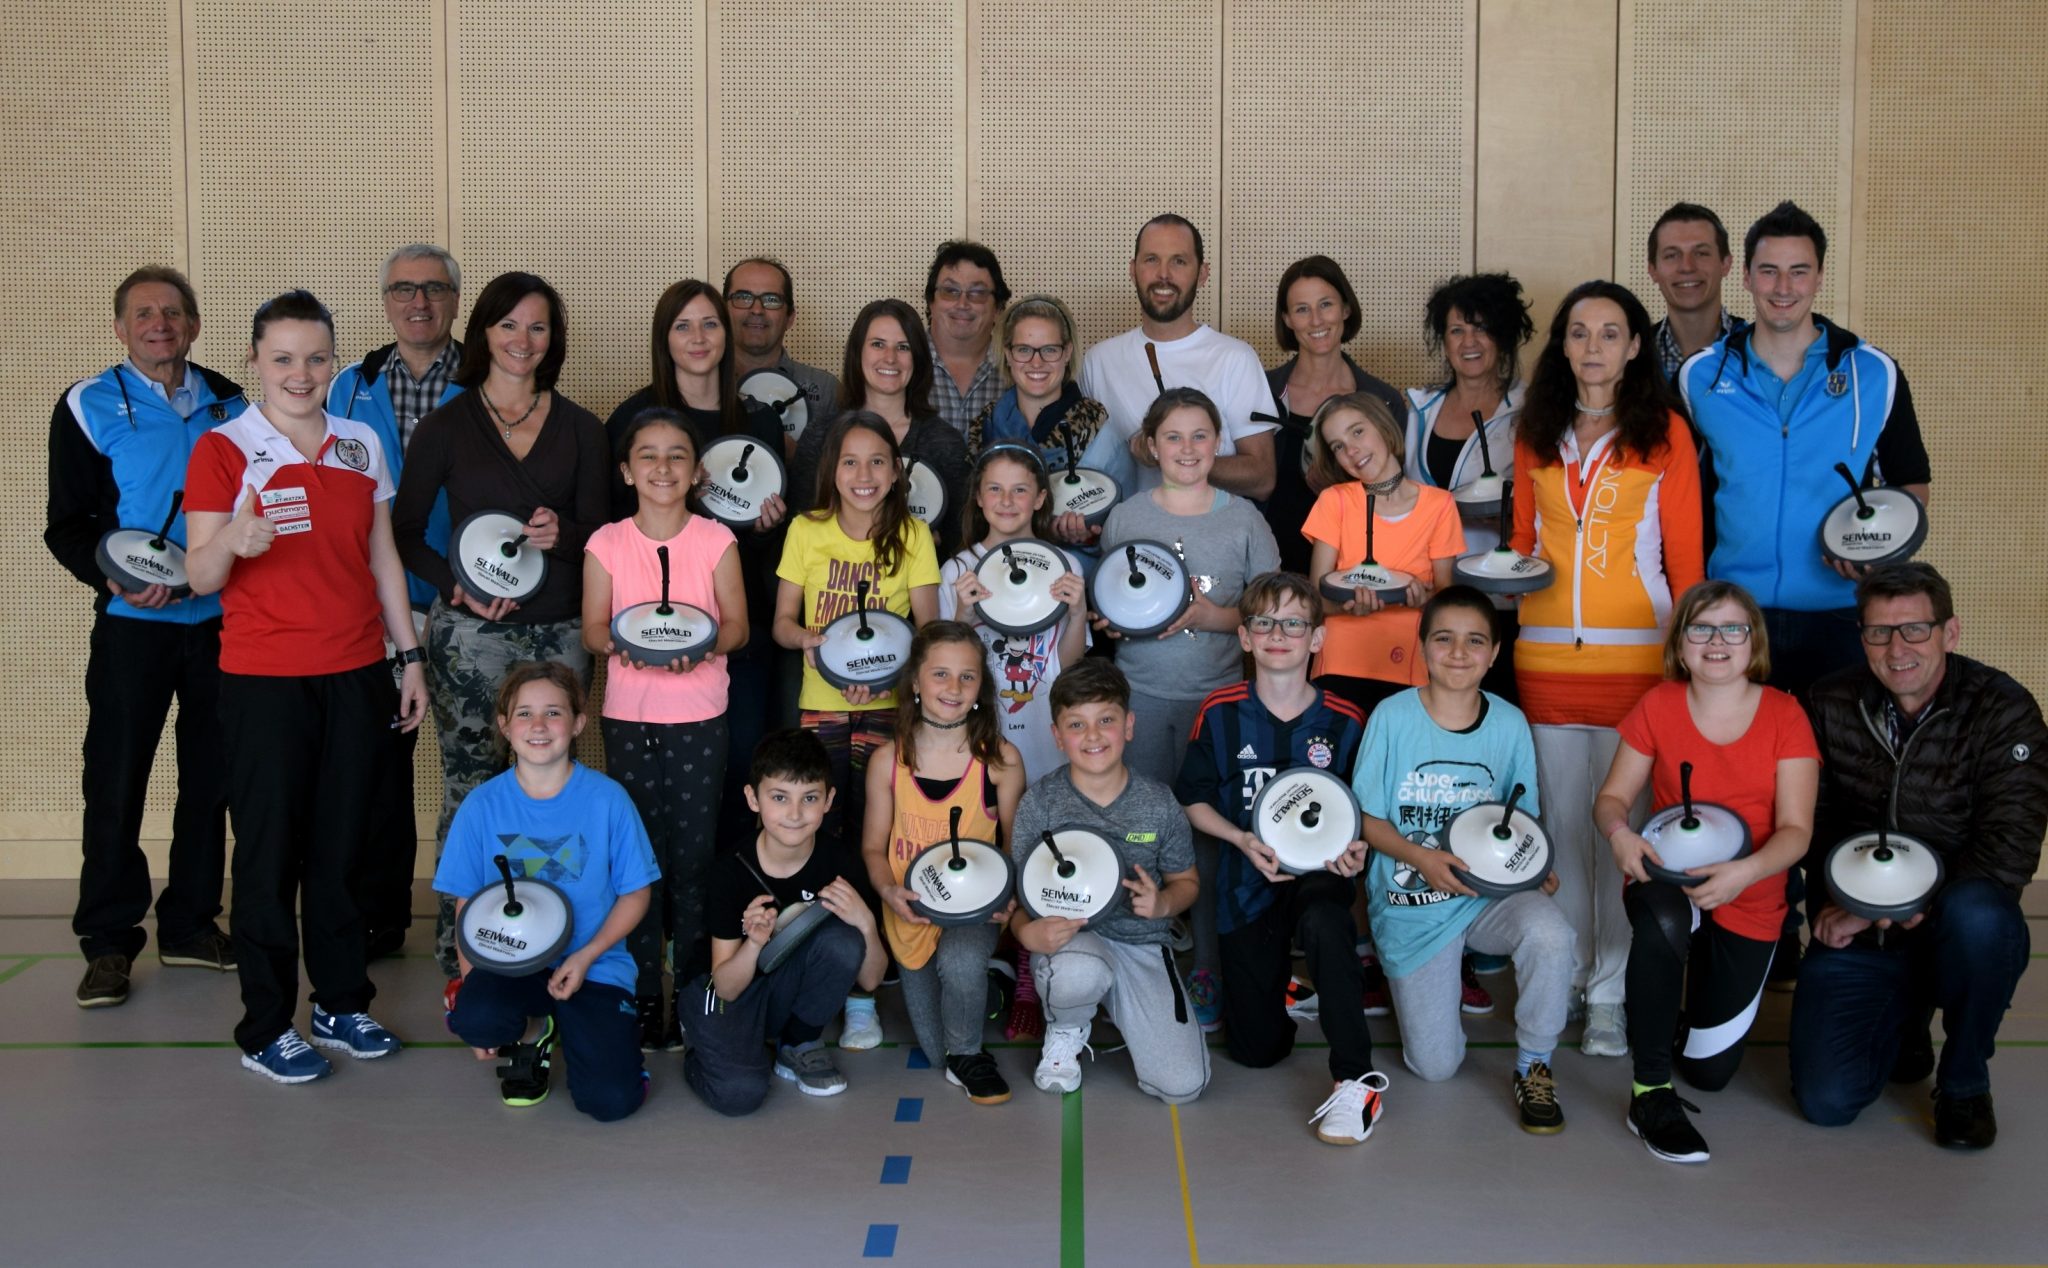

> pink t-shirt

[{"left": 586, "top": 515, "right": 737, "bottom": 724}]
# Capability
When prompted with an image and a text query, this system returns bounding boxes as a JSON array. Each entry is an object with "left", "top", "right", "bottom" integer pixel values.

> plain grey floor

[{"left": 3, "top": 877, "right": 2043, "bottom": 1268}]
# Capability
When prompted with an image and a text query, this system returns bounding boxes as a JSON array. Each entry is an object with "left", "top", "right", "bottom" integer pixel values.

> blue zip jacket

[
  {"left": 1678, "top": 317, "right": 1929, "bottom": 611},
  {"left": 45, "top": 361, "right": 247, "bottom": 623},
  {"left": 328, "top": 343, "right": 463, "bottom": 609}
]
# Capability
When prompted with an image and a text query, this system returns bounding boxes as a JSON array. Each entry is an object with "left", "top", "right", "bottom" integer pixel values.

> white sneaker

[
  {"left": 1033, "top": 1024, "right": 1092, "bottom": 1094},
  {"left": 1582, "top": 1002, "right": 1628, "bottom": 1057},
  {"left": 839, "top": 998, "right": 883, "bottom": 1051},
  {"left": 1310, "top": 1071, "right": 1390, "bottom": 1145}
]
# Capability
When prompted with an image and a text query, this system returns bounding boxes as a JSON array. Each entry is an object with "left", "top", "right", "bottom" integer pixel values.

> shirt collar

[{"left": 125, "top": 359, "right": 198, "bottom": 409}]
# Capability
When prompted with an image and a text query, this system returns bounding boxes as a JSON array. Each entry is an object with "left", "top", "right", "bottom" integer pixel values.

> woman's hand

[
  {"left": 1343, "top": 585, "right": 1386, "bottom": 616},
  {"left": 753, "top": 494, "right": 788, "bottom": 534},
  {"left": 451, "top": 583, "right": 518, "bottom": 622},
  {"left": 524, "top": 506, "right": 561, "bottom": 552},
  {"left": 225, "top": 496, "right": 277, "bottom": 559},
  {"left": 1685, "top": 856, "right": 1758, "bottom": 912},
  {"left": 1608, "top": 827, "right": 1662, "bottom": 885},
  {"left": 1051, "top": 511, "right": 1097, "bottom": 545}
]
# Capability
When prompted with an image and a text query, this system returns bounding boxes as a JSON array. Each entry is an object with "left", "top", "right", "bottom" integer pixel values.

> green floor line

[
  {"left": 0, "top": 956, "right": 49, "bottom": 986},
  {"left": 1061, "top": 1087, "right": 1084, "bottom": 1268}
]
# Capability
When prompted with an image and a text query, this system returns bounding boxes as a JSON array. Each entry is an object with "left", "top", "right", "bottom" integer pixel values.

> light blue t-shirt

[
  {"left": 432, "top": 764, "right": 660, "bottom": 995},
  {"left": 1350, "top": 689, "right": 1539, "bottom": 979}
]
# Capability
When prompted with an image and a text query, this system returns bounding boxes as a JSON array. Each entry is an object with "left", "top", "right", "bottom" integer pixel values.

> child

[
  {"left": 685, "top": 730, "right": 887, "bottom": 1114},
  {"left": 1176, "top": 572, "right": 1384, "bottom": 1143},
  {"left": 583, "top": 406, "right": 749, "bottom": 1051},
  {"left": 435, "top": 662, "right": 658, "bottom": 1121},
  {"left": 864, "top": 622, "right": 1026, "bottom": 1103},
  {"left": 1352, "top": 586, "right": 1575, "bottom": 1134},
  {"left": 1012, "top": 660, "right": 1210, "bottom": 1105},
  {"left": 773, "top": 412, "right": 941, "bottom": 1049},
  {"left": 1594, "top": 580, "right": 1817, "bottom": 1165}
]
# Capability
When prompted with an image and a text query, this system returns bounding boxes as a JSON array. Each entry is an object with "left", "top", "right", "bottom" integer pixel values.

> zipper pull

[{"left": 1574, "top": 636, "right": 1583, "bottom": 651}]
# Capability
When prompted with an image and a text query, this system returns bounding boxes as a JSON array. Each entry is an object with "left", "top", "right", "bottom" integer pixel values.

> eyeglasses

[
  {"left": 1008, "top": 342, "right": 1067, "bottom": 363},
  {"left": 384, "top": 281, "right": 455, "bottom": 301},
  {"left": 936, "top": 284, "right": 995, "bottom": 305},
  {"left": 1860, "top": 621, "right": 1937, "bottom": 645},
  {"left": 727, "top": 290, "right": 787, "bottom": 311},
  {"left": 1682, "top": 622, "right": 1752, "bottom": 645},
  {"left": 1245, "top": 616, "right": 1312, "bottom": 639}
]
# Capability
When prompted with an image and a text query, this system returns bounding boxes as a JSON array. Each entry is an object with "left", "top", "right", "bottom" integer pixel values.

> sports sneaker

[
  {"left": 636, "top": 995, "right": 664, "bottom": 1053},
  {"left": 1034, "top": 1024, "right": 1092, "bottom": 1094},
  {"left": 986, "top": 957, "right": 1017, "bottom": 1022},
  {"left": 309, "top": 1006, "right": 402, "bottom": 1059},
  {"left": 945, "top": 1051, "right": 1012, "bottom": 1104},
  {"left": 1628, "top": 1086, "right": 1709, "bottom": 1163},
  {"left": 242, "top": 1028, "right": 332, "bottom": 1084},
  {"left": 661, "top": 996, "right": 686, "bottom": 1054},
  {"left": 497, "top": 1016, "right": 556, "bottom": 1107},
  {"left": 1359, "top": 955, "right": 1392, "bottom": 1017},
  {"left": 1468, "top": 951, "right": 1511, "bottom": 977},
  {"left": 1933, "top": 1090, "right": 1997, "bottom": 1150},
  {"left": 1460, "top": 957, "right": 1494, "bottom": 1015},
  {"left": 1283, "top": 975, "right": 1321, "bottom": 1021},
  {"left": 775, "top": 1042, "right": 849, "bottom": 1097},
  {"left": 76, "top": 954, "right": 131, "bottom": 1009},
  {"left": 1582, "top": 1003, "right": 1628, "bottom": 1056},
  {"left": 839, "top": 996, "right": 883, "bottom": 1050},
  {"left": 158, "top": 928, "right": 236, "bottom": 970},
  {"left": 1187, "top": 968, "right": 1222, "bottom": 1033},
  {"left": 1513, "top": 1061, "right": 1566, "bottom": 1134},
  {"left": 1309, "top": 1071, "right": 1390, "bottom": 1145},
  {"left": 442, "top": 976, "right": 464, "bottom": 1034}
]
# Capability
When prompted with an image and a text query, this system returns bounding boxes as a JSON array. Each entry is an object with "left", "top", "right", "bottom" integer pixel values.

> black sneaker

[
  {"left": 1890, "top": 1023, "right": 1936, "bottom": 1085},
  {"left": 76, "top": 954, "right": 131, "bottom": 1008},
  {"left": 661, "top": 1006, "right": 685, "bottom": 1054},
  {"left": 1628, "top": 1086, "right": 1709, "bottom": 1163},
  {"left": 497, "top": 1016, "right": 557, "bottom": 1107},
  {"left": 158, "top": 929, "right": 235, "bottom": 971},
  {"left": 944, "top": 1052, "right": 1012, "bottom": 1105},
  {"left": 636, "top": 996, "right": 664, "bottom": 1053},
  {"left": 1513, "top": 1062, "right": 1565, "bottom": 1134},
  {"left": 1934, "top": 1091, "right": 1997, "bottom": 1150},
  {"left": 363, "top": 927, "right": 407, "bottom": 962}
]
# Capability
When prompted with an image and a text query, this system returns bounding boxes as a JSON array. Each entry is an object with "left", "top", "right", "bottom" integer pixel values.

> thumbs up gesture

[{"left": 227, "top": 493, "right": 276, "bottom": 559}]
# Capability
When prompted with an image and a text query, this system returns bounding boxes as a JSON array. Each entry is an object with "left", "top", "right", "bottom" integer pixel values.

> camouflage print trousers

[{"left": 425, "top": 599, "right": 590, "bottom": 979}]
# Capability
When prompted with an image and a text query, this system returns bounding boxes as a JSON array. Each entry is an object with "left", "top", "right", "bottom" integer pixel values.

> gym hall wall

[{"left": 2, "top": 0, "right": 2041, "bottom": 877}]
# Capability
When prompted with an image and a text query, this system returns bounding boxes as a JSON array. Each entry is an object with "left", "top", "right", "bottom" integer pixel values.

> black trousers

[
  {"left": 358, "top": 700, "right": 419, "bottom": 937},
  {"left": 1219, "top": 871, "right": 1375, "bottom": 1081},
  {"left": 75, "top": 612, "right": 228, "bottom": 960},
  {"left": 1625, "top": 880, "right": 1776, "bottom": 1090},
  {"left": 221, "top": 662, "right": 392, "bottom": 1053}
]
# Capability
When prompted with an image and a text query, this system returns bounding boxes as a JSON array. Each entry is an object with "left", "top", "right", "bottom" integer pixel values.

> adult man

[
  {"left": 45, "top": 266, "right": 248, "bottom": 1007},
  {"left": 328, "top": 244, "right": 465, "bottom": 961},
  {"left": 725, "top": 257, "right": 839, "bottom": 445},
  {"left": 1644, "top": 202, "right": 1738, "bottom": 381},
  {"left": 1789, "top": 563, "right": 2044, "bottom": 1149},
  {"left": 924, "top": 240, "right": 1009, "bottom": 434},
  {"left": 1081, "top": 214, "right": 1279, "bottom": 500}
]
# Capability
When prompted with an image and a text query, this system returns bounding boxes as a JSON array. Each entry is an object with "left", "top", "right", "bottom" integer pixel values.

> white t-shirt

[
  {"left": 1078, "top": 324, "right": 1280, "bottom": 493},
  {"left": 937, "top": 543, "right": 1087, "bottom": 782}
]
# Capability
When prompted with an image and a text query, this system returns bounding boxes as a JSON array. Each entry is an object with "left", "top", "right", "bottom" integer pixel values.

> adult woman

[
  {"left": 1511, "top": 279, "right": 1704, "bottom": 1059},
  {"left": 961, "top": 294, "right": 1112, "bottom": 546},
  {"left": 393, "top": 271, "right": 609, "bottom": 986},
  {"left": 184, "top": 290, "right": 427, "bottom": 1082},
  {"left": 790, "top": 299, "right": 971, "bottom": 557},
  {"left": 1265, "top": 256, "right": 1405, "bottom": 576},
  {"left": 1405, "top": 273, "right": 1536, "bottom": 701}
]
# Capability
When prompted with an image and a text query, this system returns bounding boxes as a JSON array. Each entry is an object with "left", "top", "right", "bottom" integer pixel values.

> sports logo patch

[
  {"left": 1825, "top": 371, "right": 1848, "bottom": 398},
  {"left": 333, "top": 438, "right": 371, "bottom": 471},
  {"left": 209, "top": 403, "right": 230, "bottom": 421},
  {"left": 1307, "top": 740, "right": 1333, "bottom": 769}
]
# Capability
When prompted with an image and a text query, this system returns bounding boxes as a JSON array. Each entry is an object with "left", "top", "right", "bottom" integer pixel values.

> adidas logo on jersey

[{"left": 1237, "top": 744, "right": 1259, "bottom": 760}]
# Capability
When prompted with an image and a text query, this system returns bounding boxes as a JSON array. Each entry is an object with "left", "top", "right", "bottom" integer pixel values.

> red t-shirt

[
  {"left": 1616, "top": 681, "right": 1820, "bottom": 941},
  {"left": 185, "top": 407, "right": 393, "bottom": 676}
]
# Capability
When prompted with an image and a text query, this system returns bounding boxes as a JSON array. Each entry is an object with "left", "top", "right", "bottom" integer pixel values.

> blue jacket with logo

[
  {"left": 328, "top": 342, "right": 463, "bottom": 609},
  {"left": 1678, "top": 317, "right": 1930, "bottom": 611},
  {"left": 45, "top": 362, "right": 248, "bottom": 623}
]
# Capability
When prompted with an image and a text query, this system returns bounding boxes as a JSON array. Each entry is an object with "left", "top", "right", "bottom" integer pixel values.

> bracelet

[{"left": 392, "top": 646, "right": 425, "bottom": 667}]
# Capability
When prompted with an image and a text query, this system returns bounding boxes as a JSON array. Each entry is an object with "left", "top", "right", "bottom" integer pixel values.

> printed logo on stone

[{"left": 333, "top": 438, "right": 371, "bottom": 471}]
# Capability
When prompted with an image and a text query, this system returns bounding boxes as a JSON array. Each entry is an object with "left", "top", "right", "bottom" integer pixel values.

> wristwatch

[{"left": 392, "top": 646, "right": 426, "bottom": 668}]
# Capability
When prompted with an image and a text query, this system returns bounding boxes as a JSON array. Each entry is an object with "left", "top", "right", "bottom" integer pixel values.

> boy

[
  {"left": 685, "top": 730, "right": 887, "bottom": 1115},
  {"left": 1177, "top": 572, "right": 1383, "bottom": 1144},
  {"left": 1353, "top": 586, "right": 1576, "bottom": 1134},
  {"left": 1012, "top": 661, "right": 1209, "bottom": 1104}
]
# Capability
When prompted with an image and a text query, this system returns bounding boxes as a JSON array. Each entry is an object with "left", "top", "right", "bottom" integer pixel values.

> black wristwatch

[{"left": 392, "top": 646, "right": 426, "bottom": 668}]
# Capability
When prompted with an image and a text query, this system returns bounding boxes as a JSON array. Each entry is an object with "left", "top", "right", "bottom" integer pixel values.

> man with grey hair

[{"left": 329, "top": 244, "right": 465, "bottom": 964}]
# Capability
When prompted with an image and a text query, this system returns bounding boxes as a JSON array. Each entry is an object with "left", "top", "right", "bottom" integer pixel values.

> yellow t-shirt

[{"left": 776, "top": 511, "right": 940, "bottom": 712}]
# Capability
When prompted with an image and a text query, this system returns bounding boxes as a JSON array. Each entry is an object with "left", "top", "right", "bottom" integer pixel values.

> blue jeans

[{"left": 1789, "top": 877, "right": 2030, "bottom": 1123}]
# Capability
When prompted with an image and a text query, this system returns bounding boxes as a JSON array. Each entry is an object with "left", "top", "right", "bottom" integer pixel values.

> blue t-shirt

[
  {"left": 1350, "top": 689, "right": 1539, "bottom": 979},
  {"left": 432, "top": 764, "right": 660, "bottom": 994}
]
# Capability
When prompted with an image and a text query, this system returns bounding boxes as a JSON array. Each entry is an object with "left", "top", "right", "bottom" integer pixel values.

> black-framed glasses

[
  {"left": 936, "top": 283, "right": 995, "bottom": 304},
  {"left": 384, "top": 281, "right": 455, "bottom": 301},
  {"left": 1008, "top": 342, "right": 1067, "bottom": 363},
  {"left": 1860, "top": 621, "right": 1937, "bottom": 645},
  {"left": 727, "top": 290, "right": 787, "bottom": 311},
  {"left": 1683, "top": 622, "right": 1752, "bottom": 645},
  {"left": 1246, "top": 615, "right": 1312, "bottom": 639}
]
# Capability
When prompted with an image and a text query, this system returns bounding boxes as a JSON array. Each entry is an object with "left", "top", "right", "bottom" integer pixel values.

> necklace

[
  {"left": 919, "top": 713, "right": 968, "bottom": 731},
  {"left": 1574, "top": 399, "right": 1616, "bottom": 417},
  {"left": 1364, "top": 472, "right": 1404, "bottom": 496},
  {"left": 482, "top": 389, "right": 543, "bottom": 439}
]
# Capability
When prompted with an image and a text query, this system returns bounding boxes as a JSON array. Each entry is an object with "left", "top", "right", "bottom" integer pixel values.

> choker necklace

[
  {"left": 483, "top": 389, "right": 543, "bottom": 439},
  {"left": 1363, "top": 473, "right": 1404, "bottom": 496},
  {"left": 1574, "top": 400, "right": 1616, "bottom": 417},
  {"left": 919, "top": 712, "right": 967, "bottom": 731}
]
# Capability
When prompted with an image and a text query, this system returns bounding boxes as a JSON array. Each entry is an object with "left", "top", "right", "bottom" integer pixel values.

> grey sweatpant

[
  {"left": 900, "top": 921, "right": 1000, "bottom": 1061},
  {"left": 1032, "top": 929, "right": 1211, "bottom": 1104},
  {"left": 1386, "top": 890, "right": 1576, "bottom": 1082}
]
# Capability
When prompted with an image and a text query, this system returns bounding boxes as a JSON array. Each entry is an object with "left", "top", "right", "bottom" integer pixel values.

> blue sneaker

[
  {"left": 310, "top": 1007, "right": 402, "bottom": 1059},
  {"left": 1187, "top": 969, "right": 1222, "bottom": 1034},
  {"left": 242, "top": 1028, "right": 332, "bottom": 1084},
  {"left": 1469, "top": 951, "right": 1511, "bottom": 977}
]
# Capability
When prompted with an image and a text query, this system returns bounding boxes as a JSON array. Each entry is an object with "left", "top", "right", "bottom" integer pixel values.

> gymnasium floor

[{"left": 5, "top": 878, "right": 2043, "bottom": 1268}]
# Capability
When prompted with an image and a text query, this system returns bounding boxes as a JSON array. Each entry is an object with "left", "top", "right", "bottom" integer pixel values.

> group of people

[{"left": 46, "top": 201, "right": 2043, "bottom": 1161}]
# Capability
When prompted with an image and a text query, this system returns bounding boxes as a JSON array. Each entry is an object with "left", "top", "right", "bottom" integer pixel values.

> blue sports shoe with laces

[
  {"left": 242, "top": 1028, "right": 333, "bottom": 1084},
  {"left": 310, "top": 1006, "right": 403, "bottom": 1059}
]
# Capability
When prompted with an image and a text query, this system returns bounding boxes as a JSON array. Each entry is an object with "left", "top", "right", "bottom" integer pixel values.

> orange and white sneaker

[{"left": 1310, "top": 1071, "right": 1391, "bottom": 1145}]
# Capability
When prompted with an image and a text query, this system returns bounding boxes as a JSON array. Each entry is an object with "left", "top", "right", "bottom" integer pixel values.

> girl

[
  {"left": 863, "top": 622, "right": 1025, "bottom": 1104},
  {"left": 1512, "top": 279, "right": 1704, "bottom": 1060},
  {"left": 435, "top": 662, "right": 659, "bottom": 1121},
  {"left": 1595, "top": 581, "right": 1817, "bottom": 1165},
  {"left": 961, "top": 295, "right": 1112, "bottom": 546},
  {"left": 774, "top": 412, "right": 941, "bottom": 1048},
  {"left": 184, "top": 290, "right": 428, "bottom": 1083},
  {"left": 583, "top": 407, "right": 748, "bottom": 1051}
]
